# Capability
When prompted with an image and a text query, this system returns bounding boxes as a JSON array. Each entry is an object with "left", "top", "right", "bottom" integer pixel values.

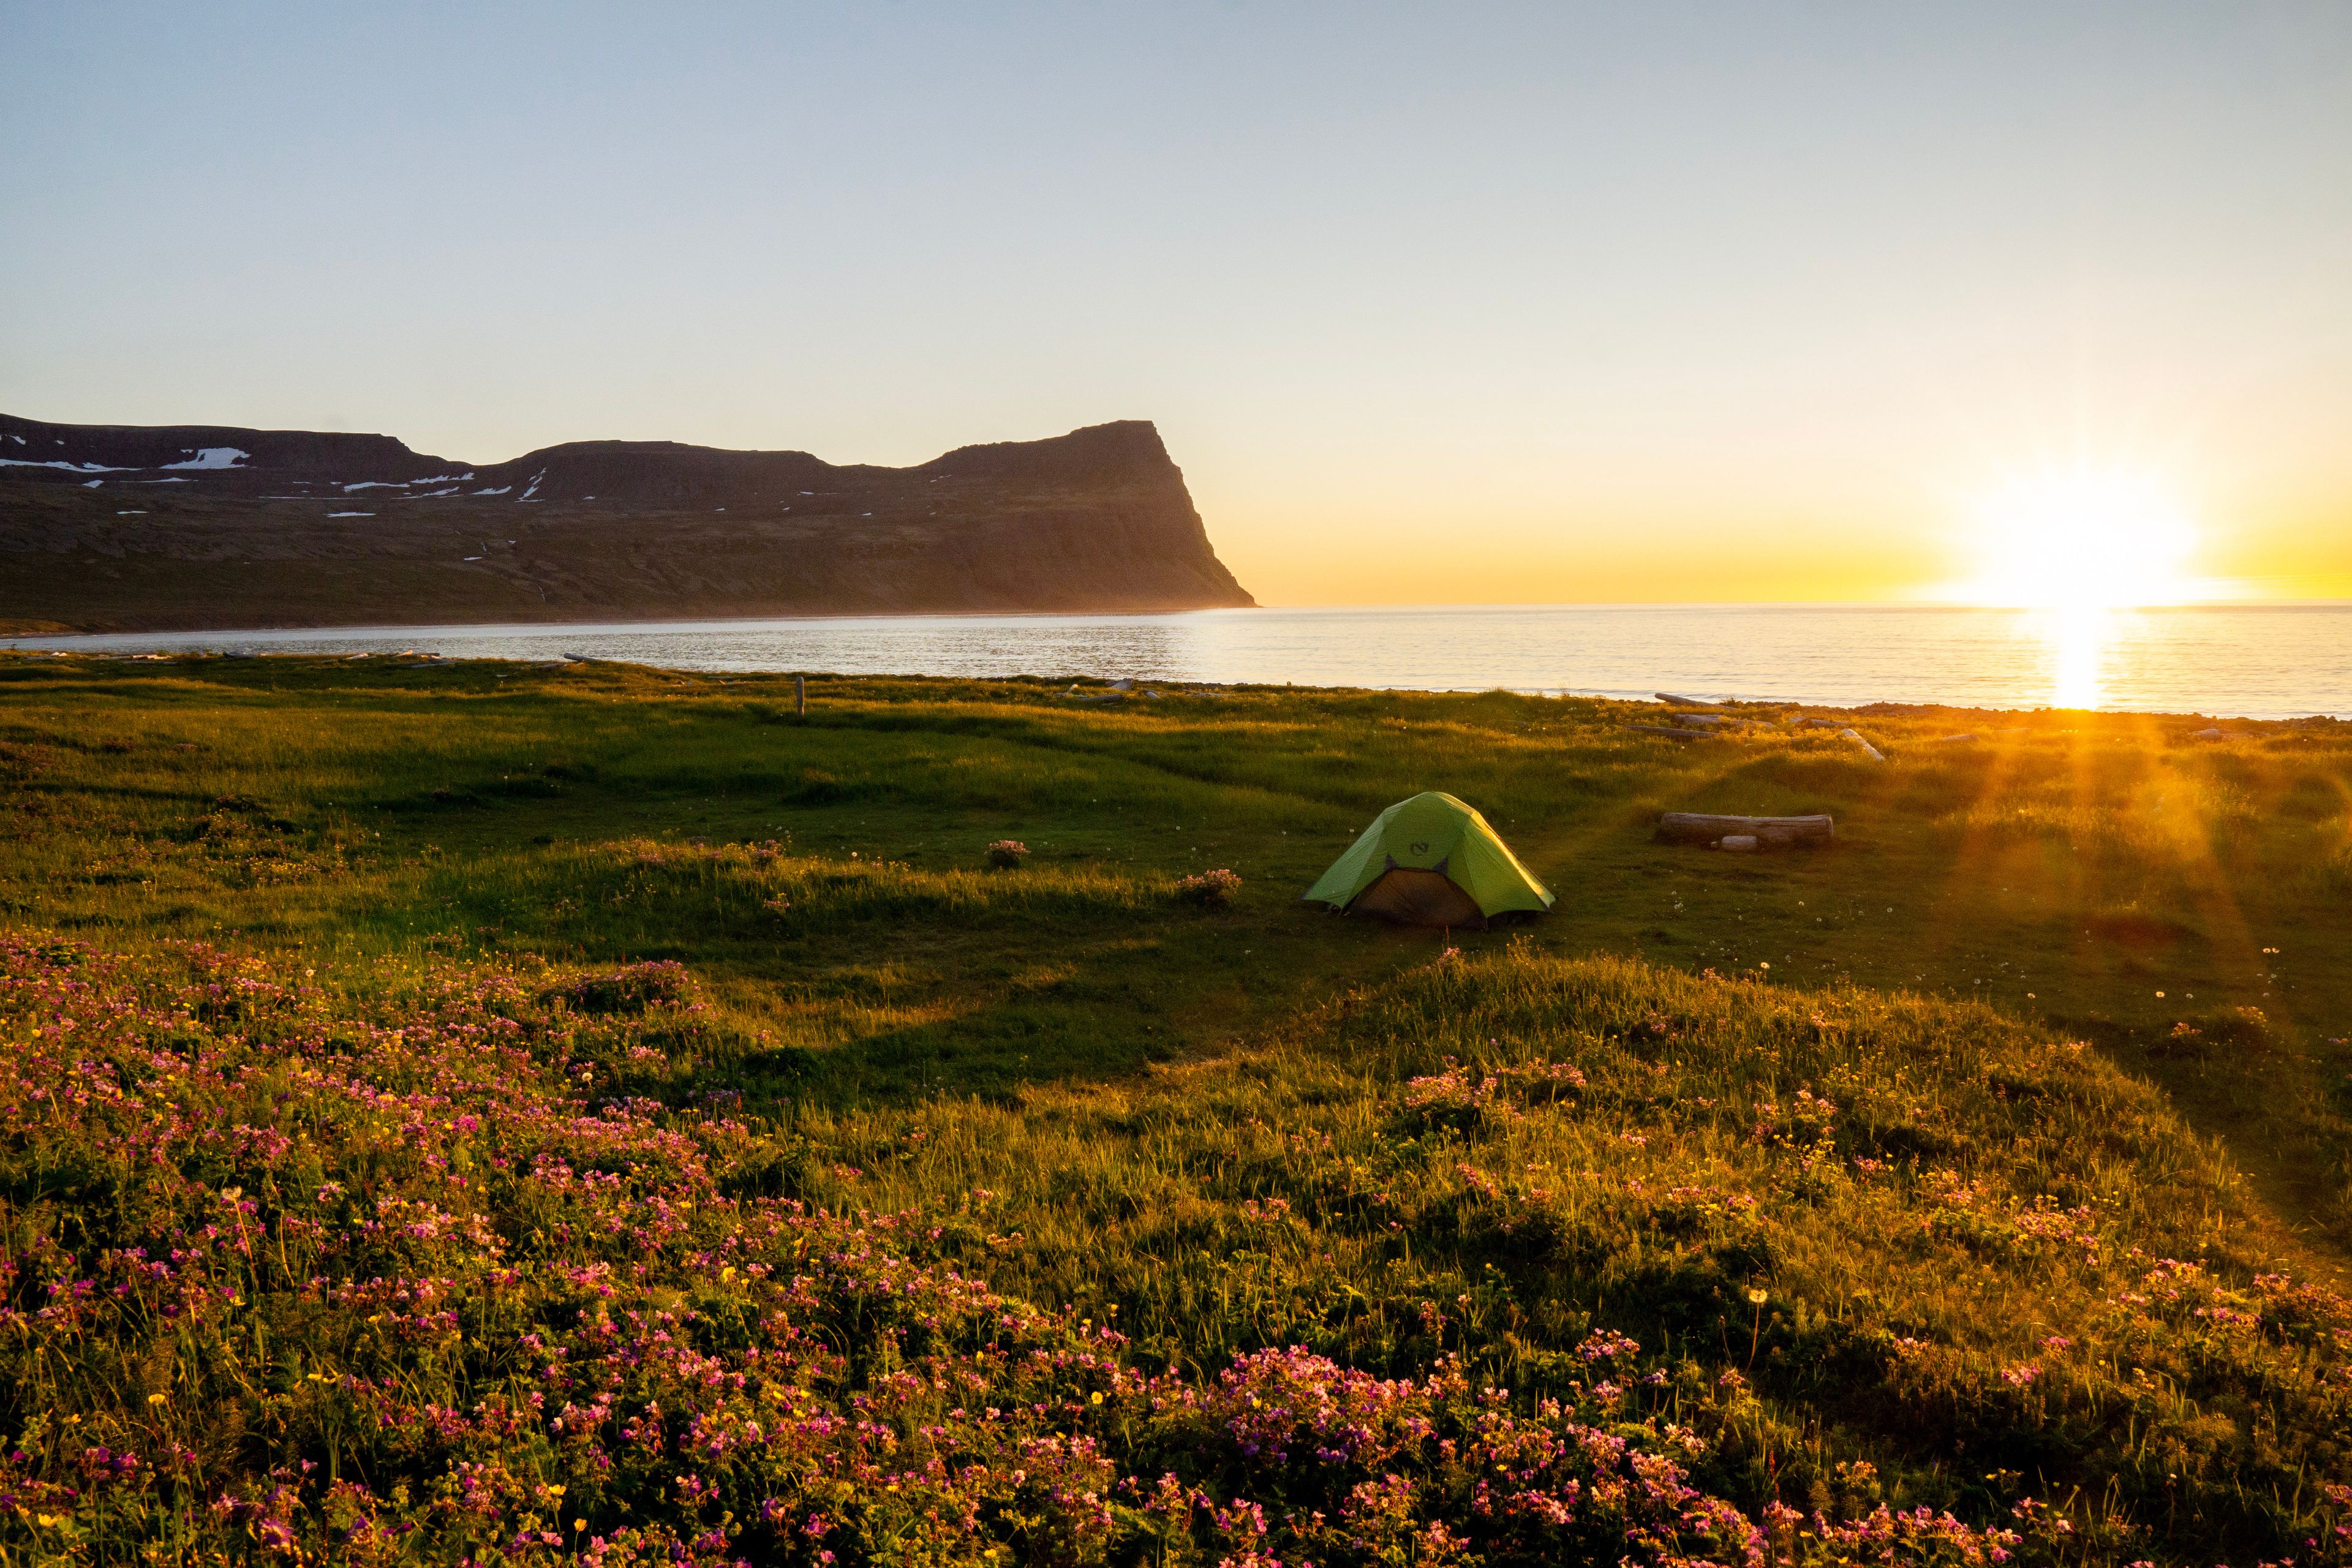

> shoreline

[
  {"left": 5, "top": 644, "right": 2348, "bottom": 726},
  {"left": 10, "top": 602, "right": 2350, "bottom": 722}
]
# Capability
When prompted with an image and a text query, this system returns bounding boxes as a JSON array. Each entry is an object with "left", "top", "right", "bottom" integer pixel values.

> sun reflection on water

[{"left": 2045, "top": 607, "right": 2108, "bottom": 709}]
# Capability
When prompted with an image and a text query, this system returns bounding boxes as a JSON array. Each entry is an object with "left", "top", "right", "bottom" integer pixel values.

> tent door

[{"left": 1347, "top": 867, "right": 1488, "bottom": 930}]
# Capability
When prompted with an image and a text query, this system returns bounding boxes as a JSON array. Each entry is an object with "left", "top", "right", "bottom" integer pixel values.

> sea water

[{"left": 16, "top": 603, "right": 2351, "bottom": 720}]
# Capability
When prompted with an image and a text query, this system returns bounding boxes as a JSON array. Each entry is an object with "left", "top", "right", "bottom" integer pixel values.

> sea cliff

[{"left": 0, "top": 415, "right": 1254, "bottom": 632}]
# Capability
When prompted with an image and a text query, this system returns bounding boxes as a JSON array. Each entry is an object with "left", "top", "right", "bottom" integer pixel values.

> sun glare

[{"left": 1959, "top": 465, "right": 2199, "bottom": 609}]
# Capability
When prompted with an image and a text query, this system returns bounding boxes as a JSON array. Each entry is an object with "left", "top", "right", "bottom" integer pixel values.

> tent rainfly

[{"left": 1303, "top": 791, "right": 1553, "bottom": 930}]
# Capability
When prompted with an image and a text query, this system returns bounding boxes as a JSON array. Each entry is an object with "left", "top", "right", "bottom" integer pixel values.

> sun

[{"left": 1956, "top": 464, "right": 2201, "bottom": 609}]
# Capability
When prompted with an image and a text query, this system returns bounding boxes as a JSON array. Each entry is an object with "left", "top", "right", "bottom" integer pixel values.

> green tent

[{"left": 1303, "top": 791, "right": 1553, "bottom": 929}]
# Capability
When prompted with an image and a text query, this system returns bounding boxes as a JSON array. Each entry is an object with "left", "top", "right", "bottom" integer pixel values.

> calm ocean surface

[{"left": 17, "top": 604, "right": 2351, "bottom": 719}]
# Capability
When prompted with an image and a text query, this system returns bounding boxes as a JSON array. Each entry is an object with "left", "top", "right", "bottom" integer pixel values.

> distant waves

[{"left": 17, "top": 603, "right": 2351, "bottom": 719}]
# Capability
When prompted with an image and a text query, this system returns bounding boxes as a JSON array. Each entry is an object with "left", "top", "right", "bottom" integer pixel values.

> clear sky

[{"left": 5, "top": 2, "right": 2348, "bottom": 605}]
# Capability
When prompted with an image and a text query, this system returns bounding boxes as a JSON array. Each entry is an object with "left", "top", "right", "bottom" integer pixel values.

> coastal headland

[{"left": 0, "top": 414, "right": 1254, "bottom": 633}]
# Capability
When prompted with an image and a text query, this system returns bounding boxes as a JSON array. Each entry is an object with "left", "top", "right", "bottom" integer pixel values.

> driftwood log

[
  {"left": 1626, "top": 723, "right": 1705, "bottom": 741},
  {"left": 1789, "top": 715, "right": 1884, "bottom": 758},
  {"left": 1657, "top": 812, "right": 1834, "bottom": 847}
]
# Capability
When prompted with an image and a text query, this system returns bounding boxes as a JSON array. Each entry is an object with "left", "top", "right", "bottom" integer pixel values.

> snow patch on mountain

[{"left": 161, "top": 447, "right": 249, "bottom": 470}]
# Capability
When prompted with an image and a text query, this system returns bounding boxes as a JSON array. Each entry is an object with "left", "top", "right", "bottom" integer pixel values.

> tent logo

[{"left": 1410, "top": 840, "right": 1429, "bottom": 853}]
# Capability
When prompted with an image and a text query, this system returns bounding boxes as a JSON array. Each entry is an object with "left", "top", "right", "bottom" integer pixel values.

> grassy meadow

[{"left": 2, "top": 650, "right": 2350, "bottom": 1564}]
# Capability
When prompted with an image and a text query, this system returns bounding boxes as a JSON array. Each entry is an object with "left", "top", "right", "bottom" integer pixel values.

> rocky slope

[{"left": 0, "top": 415, "right": 1254, "bottom": 633}]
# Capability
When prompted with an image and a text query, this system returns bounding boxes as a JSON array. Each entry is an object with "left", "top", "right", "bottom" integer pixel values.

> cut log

[{"left": 1657, "top": 812, "right": 1834, "bottom": 847}]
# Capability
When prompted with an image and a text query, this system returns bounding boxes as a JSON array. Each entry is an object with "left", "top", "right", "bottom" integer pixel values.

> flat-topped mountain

[{"left": 0, "top": 415, "right": 1254, "bottom": 633}]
